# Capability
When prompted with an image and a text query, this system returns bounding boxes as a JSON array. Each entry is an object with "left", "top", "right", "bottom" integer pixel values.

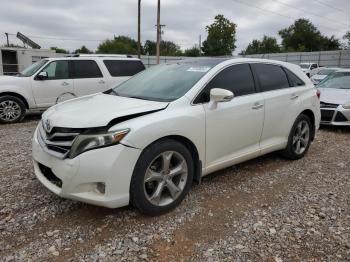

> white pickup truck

[
  {"left": 299, "top": 62, "right": 322, "bottom": 78},
  {"left": 0, "top": 55, "right": 145, "bottom": 123}
]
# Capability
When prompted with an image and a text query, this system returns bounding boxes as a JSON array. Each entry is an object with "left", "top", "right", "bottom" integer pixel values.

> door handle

[
  {"left": 61, "top": 82, "right": 69, "bottom": 86},
  {"left": 252, "top": 102, "right": 264, "bottom": 110},
  {"left": 291, "top": 94, "right": 299, "bottom": 100},
  {"left": 98, "top": 80, "right": 105, "bottom": 84}
]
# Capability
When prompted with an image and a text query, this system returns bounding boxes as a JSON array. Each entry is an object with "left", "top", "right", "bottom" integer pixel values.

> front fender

[
  {"left": 0, "top": 84, "right": 35, "bottom": 108},
  {"left": 109, "top": 104, "right": 206, "bottom": 164}
]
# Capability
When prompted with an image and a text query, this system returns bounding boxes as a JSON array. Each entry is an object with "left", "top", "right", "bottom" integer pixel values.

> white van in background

[{"left": 0, "top": 54, "right": 145, "bottom": 123}]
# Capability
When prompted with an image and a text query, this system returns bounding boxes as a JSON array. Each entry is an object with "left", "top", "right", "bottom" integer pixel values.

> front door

[
  {"left": 194, "top": 63, "right": 265, "bottom": 172},
  {"left": 31, "top": 60, "right": 74, "bottom": 108}
]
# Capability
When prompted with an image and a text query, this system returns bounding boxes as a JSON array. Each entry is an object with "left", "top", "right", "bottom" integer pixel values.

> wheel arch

[
  {"left": 142, "top": 135, "right": 202, "bottom": 184},
  {"left": 0, "top": 92, "right": 29, "bottom": 109},
  {"left": 300, "top": 109, "right": 316, "bottom": 140}
]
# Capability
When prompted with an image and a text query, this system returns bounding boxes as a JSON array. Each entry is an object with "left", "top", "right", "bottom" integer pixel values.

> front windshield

[
  {"left": 318, "top": 72, "right": 350, "bottom": 89},
  {"left": 112, "top": 62, "right": 213, "bottom": 102},
  {"left": 19, "top": 59, "right": 48, "bottom": 77},
  {"left": 300, "top": 64, "right": 309, "bottom": 69},
  {"left": 317, "top": 69, "right": 336, "bottom": 75}
]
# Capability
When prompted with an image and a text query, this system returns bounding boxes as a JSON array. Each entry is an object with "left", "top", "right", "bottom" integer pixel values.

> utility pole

[
  {"left": 5, "top": 33, "right": 9, "bottom": 47},
  {"left": 137, "top": 0, "right": 141, "bottom": 59},
  {"left": 156, "top": 0, "right": 161, "bottom": 64}
]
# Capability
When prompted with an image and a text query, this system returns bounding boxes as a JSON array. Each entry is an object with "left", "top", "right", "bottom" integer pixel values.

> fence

[
  {"left": 139, "top": 55, "right": 185, "bottom": 67},
  {"left": 241, "top": 50, "right": 350, "bottom": 68}
]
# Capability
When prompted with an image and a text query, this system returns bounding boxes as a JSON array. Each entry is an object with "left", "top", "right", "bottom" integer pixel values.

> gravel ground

[{"left": 0, "top": 115, "right": 349, "bottom": 261}]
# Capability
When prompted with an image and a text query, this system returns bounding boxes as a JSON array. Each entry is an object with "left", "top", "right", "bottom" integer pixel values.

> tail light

[{"left": 316, "top": 89, "right": 321, "bottom": 99}]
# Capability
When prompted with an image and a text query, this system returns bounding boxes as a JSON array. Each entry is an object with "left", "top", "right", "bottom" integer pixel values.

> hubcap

[
  {"left": 144, "top": 151, "right": 188, "bottom": 206},
  {"left": 0, "top": 100, "right": 21, "bottom": 121},
  {"left": 292, "top": 120, "right": 310, "bottom": 155}
]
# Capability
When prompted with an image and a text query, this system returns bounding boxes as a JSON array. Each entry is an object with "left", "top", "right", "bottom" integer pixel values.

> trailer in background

[{"left": 0, "top": 47, "right": 64, "bottom": 75}]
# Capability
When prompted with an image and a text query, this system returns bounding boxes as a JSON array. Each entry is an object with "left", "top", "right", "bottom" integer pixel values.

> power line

[
  {"left": 313, "top": 0, "right": 350, "bottom": 16},
  {"left": 271, "top": 0, "right": 348, "bottom": 28},
  {"left": 231, "top": 0, "right": 346, "bottom": 34}
]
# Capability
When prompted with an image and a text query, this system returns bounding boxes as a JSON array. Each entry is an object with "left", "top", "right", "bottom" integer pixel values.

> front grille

[
  {"left": 320, "top": 102, "right": 339, "bottom": 109},
  {"left": 321, "top": 110, "right": 335, "bottom": 122},
  {"left": 334, "top": 112, "right": 348, "bottom": 122},
  {"left": 38, "top": 122, "right": 80, "bottom": 158},
  {"left": 38, "top": 163, "right": 62, "bottom": 188}
]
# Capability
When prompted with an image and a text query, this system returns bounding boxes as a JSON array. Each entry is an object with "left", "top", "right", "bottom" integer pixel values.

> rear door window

[
  {"left": 103, "top": 60, "right": 145, "bottom": 77},
  {"left": 252, "top": 63, "right": 290, "bottom": 92},
  {"left": 72, "top": 60, "right": 103, "bottom": 78}
]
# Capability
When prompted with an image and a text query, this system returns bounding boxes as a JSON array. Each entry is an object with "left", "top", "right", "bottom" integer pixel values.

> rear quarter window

[
  {"left": 283, "top": 67, "right": 305, "bottom": 87},
  {"left": 103, "top": 60, "right": 145, "bottom": 77}
]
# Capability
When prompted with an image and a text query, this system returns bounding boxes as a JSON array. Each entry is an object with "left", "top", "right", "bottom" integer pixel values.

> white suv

[
  {"left": 0, "top": 55, "right": 145, "bottom": 123},
  {"left": 32, "top": 58, "right": 320, "bottom": 215}
]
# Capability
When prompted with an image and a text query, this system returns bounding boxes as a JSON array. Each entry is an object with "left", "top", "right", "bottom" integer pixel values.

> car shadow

[{"left": 319, "top": 125, "right": 350, "bottom": 134}]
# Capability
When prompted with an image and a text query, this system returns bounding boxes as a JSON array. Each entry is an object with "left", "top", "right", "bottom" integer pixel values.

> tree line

[{"left": 51, "top": 15, "right": 350, "bottom": 57}]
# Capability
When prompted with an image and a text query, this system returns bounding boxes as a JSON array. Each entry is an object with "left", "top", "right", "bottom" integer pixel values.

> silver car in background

[
  {"left": 318, "top": 69, "right": 350, "bottom": 126},
  {"left": 310, "top": 67, "right": 340, "bottom": 85}
]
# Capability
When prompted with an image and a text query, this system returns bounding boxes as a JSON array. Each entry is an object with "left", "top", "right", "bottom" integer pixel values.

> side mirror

[
  {"left": 36, "top": 71, "right": 48, "bottom": 80},
  {"left": 210, "top": 88, "right": 234, "bottom": 103}
]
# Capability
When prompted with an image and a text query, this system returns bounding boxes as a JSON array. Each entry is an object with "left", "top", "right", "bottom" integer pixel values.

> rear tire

[
  {"left": 130, "top": 139, "right": 194, "bottom": 215},
  {"left": 282, "top": 114, "right": 312, "bottom": 160},
  {"left": 0, "top": 95, "right": 26, "bottom": 124}
]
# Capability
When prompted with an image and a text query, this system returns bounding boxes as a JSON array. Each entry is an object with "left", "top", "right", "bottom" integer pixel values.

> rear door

[
  {"left": 195, "top": 63, "right": 265, "bottom": 171},
  {"left": 72, "top": 60, "right": 107, "bottom": 96},
  {"left": 103, "top": 59, "right": 145, "bottom": 88},
  {"left": 251, "top": 63, "right": 303, "bottom": 153},
  {"left": 31, "top": 60, "right": 74, "bottom": 107}
]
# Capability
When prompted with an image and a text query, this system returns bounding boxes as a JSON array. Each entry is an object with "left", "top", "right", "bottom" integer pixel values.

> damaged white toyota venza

[{"left": 32, "top": 58, "right": 320, "bottom": 215}]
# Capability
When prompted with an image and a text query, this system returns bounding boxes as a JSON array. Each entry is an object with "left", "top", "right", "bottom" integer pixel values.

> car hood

[
  {"left": 42, "top": 93, "right": 169, "bottom": 129},
  {"left": 0, "top": 75, "right": 30, "bottom": 88},
  {"left": 318, "top": 88, "right": 350, "bottom": 105}
]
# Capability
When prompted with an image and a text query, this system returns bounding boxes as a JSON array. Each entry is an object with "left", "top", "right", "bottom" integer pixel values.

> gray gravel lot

[{"left": 0, "top": 116, "right": 349, "bottom": 261}]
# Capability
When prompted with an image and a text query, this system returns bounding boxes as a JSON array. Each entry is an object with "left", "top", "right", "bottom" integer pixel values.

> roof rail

[{"left": 73, "top": 54, "right": 130, "bottom": 58}]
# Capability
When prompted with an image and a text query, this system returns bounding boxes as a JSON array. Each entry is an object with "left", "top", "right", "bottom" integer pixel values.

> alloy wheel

[
  {"left": 292, "top": 120, "right": 310, "bottom": 155},
  {"left": 0, "top": 100, "right": 22, "bottom": 122},
  {"left": 144, "top": 151, "right": 188, "bottom": 206}
]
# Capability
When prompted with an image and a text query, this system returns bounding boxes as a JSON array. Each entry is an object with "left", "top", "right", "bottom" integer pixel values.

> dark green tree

[
  {"left": 242, "top": 36, "right": 280, "bottom": 55},
  {"left": 50, "top": 47, "right": 69, "bottom": 54},
  {"left": 184, "top": 46, "right": 201, "bottom": 57},
  {"left": 97, "top": 36, "right": 138, "bottom": 54},
  {"left": 74, "top": 45, "right": 92, "bottom": 54},
  {"left": 144, "top": 40, "right": 182, "bottom": 56},
  {"left": 278, "top": 19, "right": 340, "bottom": 52},
  {"left": 202, "top": 14, "right": 237, "bottom": 56},
  {"left": 343, "top": 31, "right": 350, "bottom": 48}
]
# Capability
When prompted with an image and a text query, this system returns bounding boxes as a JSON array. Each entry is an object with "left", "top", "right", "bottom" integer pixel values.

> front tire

[
  {"left": 130, "top": 139, "right": 194, "bottom": 215},
  {"left": 0, "top": 95, "right": 26, "bottom": 124},
  {"left": 282, "top": 114, "right": 312, "bottom": 160}
]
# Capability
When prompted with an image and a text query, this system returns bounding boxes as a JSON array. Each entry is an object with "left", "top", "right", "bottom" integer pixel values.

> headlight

[
  {"left": 343, "top": 101, "right": 350, "bottom": 109},
  {"left": 68, "top": 129, "right": 129, "bottom": 158}
]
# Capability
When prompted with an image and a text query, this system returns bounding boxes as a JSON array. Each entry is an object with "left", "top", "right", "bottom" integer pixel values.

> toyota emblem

[{"left": 44, "top": 119, "right": 51, "bottom": 132}]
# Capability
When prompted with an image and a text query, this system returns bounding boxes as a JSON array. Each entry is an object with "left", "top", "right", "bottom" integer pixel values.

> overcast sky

[{"left": 0, "top": 0, "right": 349, "bottom": 53}]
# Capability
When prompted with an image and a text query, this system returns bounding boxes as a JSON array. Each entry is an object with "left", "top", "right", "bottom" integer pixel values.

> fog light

[{"left": 96, "top": 182, "right": 105, "bottom": 194}]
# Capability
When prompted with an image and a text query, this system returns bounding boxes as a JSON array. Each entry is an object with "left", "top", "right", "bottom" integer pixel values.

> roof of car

[
  {"left": 334, "top": 68, "right": 350, "bottom": 72},
  {"left": 172, "top": 57, "right": 296, "bottom": 67},
  {"left": 45, "top": 55, "right": 142, "bottom": 61}
]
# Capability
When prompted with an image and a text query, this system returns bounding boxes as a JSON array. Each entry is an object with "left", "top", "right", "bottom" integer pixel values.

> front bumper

[
  {"left": 32, "top": 127, "right": 142, "bottom": 208},
  {"left": 320, "top": 104, "right": 350, "bottom": 126}
]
